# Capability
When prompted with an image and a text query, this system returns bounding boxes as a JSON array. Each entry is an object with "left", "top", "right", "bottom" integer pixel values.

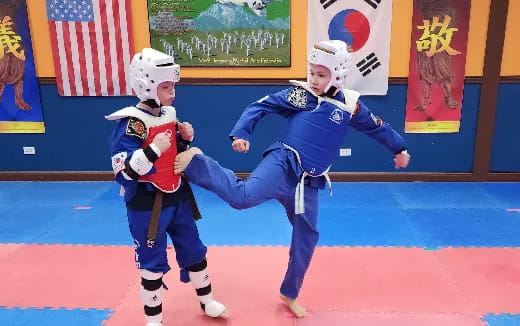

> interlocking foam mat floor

[{"left": 1, "top": 181, "right": 519, "bottom": 325}]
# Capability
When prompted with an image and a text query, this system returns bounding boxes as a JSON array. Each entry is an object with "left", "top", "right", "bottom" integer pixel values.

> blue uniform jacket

[{"left": 229, "top": 86, "right": 406, "bottom": 183}]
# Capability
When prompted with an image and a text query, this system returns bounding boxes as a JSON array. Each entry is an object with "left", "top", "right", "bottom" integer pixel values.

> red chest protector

[
  {"left": 106, "top": 106, "right": 182, "bottom": 193},
  {"left": 139, "top": 121, "right": 181, "bottom": 193}
]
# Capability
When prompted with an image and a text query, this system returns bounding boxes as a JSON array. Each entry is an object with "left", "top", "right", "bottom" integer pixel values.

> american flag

[{"left": 46, "top": 0, "right": 134, "bottom": 96}]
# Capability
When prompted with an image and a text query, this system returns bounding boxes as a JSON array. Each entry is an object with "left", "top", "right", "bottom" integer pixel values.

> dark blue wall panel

[
  {"left": 0, "top": 85, "right": 135, "bottom": 171},
  {"left": 491, "top": 83, "right": 520, "bottom": 172},
  {"left": 0, "top": 82, "right": 498, "bottom": 173}
]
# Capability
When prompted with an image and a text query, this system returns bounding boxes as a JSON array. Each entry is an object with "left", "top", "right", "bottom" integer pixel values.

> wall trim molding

[
  {"left": 472, "top": 0, "right": 509, "bottom": 181},
  {"left": 38, "top": 76, "right": 520, "bottom": 86},
  {"left": 2, "top": 172, "right": 519, "bottom": 182}
]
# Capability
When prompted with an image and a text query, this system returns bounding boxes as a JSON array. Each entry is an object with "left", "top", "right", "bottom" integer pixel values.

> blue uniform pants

[
  {"left": 127, "top": 199, "right": 207, "bottom": 281},
  {"left": 184, "top": 149, "right": 319, "bottom": 298}
]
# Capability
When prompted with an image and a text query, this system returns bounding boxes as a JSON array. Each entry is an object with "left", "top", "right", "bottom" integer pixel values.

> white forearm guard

[{"left": 129, "top": 149, "right": 154, "bottom": 176}]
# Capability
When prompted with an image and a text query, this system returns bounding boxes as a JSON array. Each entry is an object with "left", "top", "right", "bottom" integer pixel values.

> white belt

[{"left": 282, "top": 143, "right": 332, "bottom": 215}]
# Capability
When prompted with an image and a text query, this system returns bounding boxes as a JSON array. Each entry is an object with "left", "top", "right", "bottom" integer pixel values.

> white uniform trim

[
  {"left": 105, "top": 106, "right": 177, "bottom": 127},
  {"left": 341, "top": 89, "right": 361, "bottom": 113}
]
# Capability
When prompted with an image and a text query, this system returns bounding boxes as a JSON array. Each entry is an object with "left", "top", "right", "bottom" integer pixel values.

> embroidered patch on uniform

[
  {"left": 329, "top": 108, "right": 344, "bottom": 125},
  {"left": 126, "top": 118, "right": 147, "bottom": 139},
  {"left": 370, "top": 113, "right": 383, "bottom": 126},
  {"left": 287, "top": 87, "right": 307, "bottom": 108},
  {"left": 111, "top": 151, "right": 127, "bottom": 174}
]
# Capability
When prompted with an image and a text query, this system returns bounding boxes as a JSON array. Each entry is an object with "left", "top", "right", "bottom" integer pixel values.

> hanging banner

[
  {"left": 148, "top": 0, "right": 291, "bottom": 67},
  {"left": 404, "top": 0, "right": 471, "bottom": 133},
  {"left": 0, "top": 0, "right": 44, "bottom": 133},
  {"left": 307, "top": 0, "right": 392, "bottom": 95}
]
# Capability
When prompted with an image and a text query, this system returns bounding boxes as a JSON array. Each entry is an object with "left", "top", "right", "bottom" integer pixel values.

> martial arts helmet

[
  {"left": 308, "top": 40, "right": 352, "bottom": 96},
  {"left": 130, "top": 48, "right": 180, "bottom": 106}
]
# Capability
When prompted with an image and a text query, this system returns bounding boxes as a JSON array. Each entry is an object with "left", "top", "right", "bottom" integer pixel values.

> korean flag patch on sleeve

[
  {"left": 126, "top": 117, "right": 147, "bottom": 139},
  {"left": 111, "top": 151, "right": 127, "bottom": 174},
  {"left": 287, "top": 87, "right": 308, "bottom": 108}
]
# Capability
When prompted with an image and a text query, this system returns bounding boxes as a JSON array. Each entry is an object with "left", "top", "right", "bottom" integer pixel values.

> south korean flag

[{"left": 308, "top": 0, "right": 392, "bottom": 95}]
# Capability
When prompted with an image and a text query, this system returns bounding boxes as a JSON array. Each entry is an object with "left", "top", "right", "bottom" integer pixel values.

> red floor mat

[{"left": 2, "top": 245, "right": 519, "bottom": 325}]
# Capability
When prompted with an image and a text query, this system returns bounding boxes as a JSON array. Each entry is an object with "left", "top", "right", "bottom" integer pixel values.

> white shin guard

[
  {"left": 140, "top": 270, "right": 163, "bottom": 324},
  {"left": 188, "top": 259, "right": 227, "bottom": 318}
]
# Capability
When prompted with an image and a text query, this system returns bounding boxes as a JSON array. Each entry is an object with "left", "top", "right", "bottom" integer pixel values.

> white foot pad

[{"left": 204, "top": 300, "right": 228, "bottom": 318}]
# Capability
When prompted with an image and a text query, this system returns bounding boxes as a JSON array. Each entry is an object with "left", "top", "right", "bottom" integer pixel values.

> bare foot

[
  {"left": 174, "top": 147, "right": 203, "bottom": 174},
  {"left": 280, "top": 293, "right": 306, "bottom": 318}
]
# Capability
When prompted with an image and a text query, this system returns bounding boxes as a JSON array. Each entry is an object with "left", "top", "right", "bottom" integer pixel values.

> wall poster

[{"left": 148, "top": 0, "right": 291, "bottom": 67}]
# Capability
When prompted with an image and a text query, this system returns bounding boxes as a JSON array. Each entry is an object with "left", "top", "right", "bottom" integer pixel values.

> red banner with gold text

[{"left": 404, "top": 0, "right": 471, "bottom": 133}]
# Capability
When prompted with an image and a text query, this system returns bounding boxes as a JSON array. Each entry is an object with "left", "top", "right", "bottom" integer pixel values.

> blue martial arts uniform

[
  {"left": 183, "top": 84, "right": 406, "bottom": 298},
  {"left": 109, "top": 107, "right": 206, "bottom": 282}
]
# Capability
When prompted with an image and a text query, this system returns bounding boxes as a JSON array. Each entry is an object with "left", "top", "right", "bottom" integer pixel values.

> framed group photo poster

[{"left": 148, "top": 0, "right": 291, "bottom": 67}]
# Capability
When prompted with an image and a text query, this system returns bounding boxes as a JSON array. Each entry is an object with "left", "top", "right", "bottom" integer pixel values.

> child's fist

[
  {"left": 394, "top": 150, "right": 410, "bottom": 169},
  {"left": 232, "top": 138, "right": 250, "bottom": 153},
  {"left": 178, "top": 122, "right": 194, "bottom": 142},
  {"left": 152, "top": 131, "right": 172, "bottom": 154}
]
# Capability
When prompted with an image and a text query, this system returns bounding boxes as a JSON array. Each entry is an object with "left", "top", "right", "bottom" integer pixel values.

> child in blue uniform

[
  {"left": 174, "top": 40, "right": 411, "bottom": 317},
  {"left": 106, "top": 48, "right": 228, "bottom": 326}
]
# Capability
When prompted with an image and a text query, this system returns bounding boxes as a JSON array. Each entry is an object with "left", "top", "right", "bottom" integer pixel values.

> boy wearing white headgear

[
  {"left": 106, "top": 48, "right": 228, "bottom": 326},
  {"left": 175, "top": 40, "right": 410, "bottom": 317}
]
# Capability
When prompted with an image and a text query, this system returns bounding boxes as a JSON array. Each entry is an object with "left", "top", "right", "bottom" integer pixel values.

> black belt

[{"left": 183, "top": 176, "right": 202, "bottom": 221}]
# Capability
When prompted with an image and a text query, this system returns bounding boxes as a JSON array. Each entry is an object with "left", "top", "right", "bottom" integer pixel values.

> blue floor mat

[
  {"left": 480, "top": 183, "right": 520, "bottom": 207},
  {"left": 1, "top": 181, "right": 519, "bottom": 247},
  {"left": 0, "top": 307, "right": 112, "bottom": 326},
  {"left": 483, "top": 313, "right": 520, "bottom": 326},
  {"left": 408, "top": 208, "right": 520, "bottom": 247},
  {"left": 318, "top": 207, "right": 426, "bottom": 247},
  {"left": 391, "top": 182, "right": 503, "bottom": 209}
]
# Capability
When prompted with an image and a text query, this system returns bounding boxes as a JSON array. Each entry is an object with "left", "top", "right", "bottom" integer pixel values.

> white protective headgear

[
  {"left": 308, "top": 40, "right": 352, "bottom": 95},
  {"left": 130, "top": 48, "right": 180, "bottom": 106}
]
